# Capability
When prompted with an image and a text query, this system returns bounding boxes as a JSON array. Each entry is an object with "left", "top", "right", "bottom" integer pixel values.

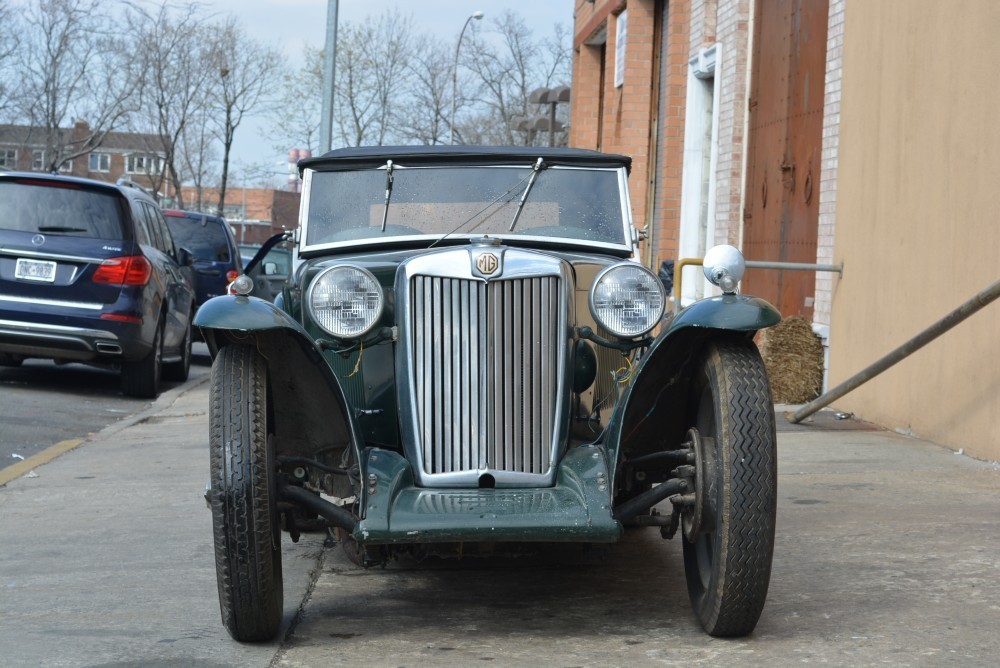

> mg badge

[{"left": 476, "top": 252, "right": 499, "bottom": 276}]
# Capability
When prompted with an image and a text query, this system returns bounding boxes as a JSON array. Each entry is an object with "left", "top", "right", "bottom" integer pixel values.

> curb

[{"left": 0, "top": 375, "right": 210, "bottom": 487}]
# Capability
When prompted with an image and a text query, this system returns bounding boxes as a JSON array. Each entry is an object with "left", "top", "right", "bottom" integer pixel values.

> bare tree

[
  {"left": 334, "top": 9, "right": 412, "bottom": 147},
  {"left": 463, "top": 11, "right": 570, "bottom": 146},
  {"left": 126, "top": 0, "right": 215, "bottom": 206},
  {"left": 268, "top": 45, "right": 323, "bottom": 156},
  {"left": 14, "top": 0, "right": 142, "bottom": 171},
  {"left": 0, "top": 0, "right": 20, "bottom": 119},
  {"left": 399, "top": 35, "right": 456, "bottom": 145},
  {"left": 210, "top": 17, "right": 284, "bottom": 215},
  {"left": 267, "top": 8, "right": 570, "bottom": 151},
  {"left": 178, "top": 103, "right": 219, "bottom": 211}
]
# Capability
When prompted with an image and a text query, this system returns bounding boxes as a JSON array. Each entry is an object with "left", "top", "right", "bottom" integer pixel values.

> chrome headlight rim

[
  {"left": 589, "top": 260, "right": 666, "bottom": 338},
  {"left": 306, "top": 264, "right": 385, "bottom": 339}
]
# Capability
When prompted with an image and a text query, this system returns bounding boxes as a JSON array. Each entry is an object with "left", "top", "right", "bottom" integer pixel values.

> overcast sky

[
  {"left": 212, "top": 0, "right": 574, "bottom": 177},
  {"left": 214, "top": 0, "right": 571, "bottom": 59}
]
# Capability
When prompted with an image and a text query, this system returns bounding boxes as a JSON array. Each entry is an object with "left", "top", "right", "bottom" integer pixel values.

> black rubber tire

[
  {"left": 209, "top": 345, "right": 283, "bottom": 642},
  {"left": 162, "top": 318, "right": 192, "bottom": 383},
  {"left": 0, "top": 353, "right": 24, "bottom": 367},
  {"left": 682, "top": 339, "right": 777, "bottom": 637},
  {"left": 120, "top": 320, "right": 162, "bottom": 398}
]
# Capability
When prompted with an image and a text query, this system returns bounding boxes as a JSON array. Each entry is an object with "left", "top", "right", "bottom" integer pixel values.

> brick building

[
  {"left": 0, "top": 119, "right": 300, "bottom": 246},
  {"left": 178, "top": 186, "right": 300, "bottom": 246},
  {"left": 0, "top": 120, "right": 168, "bottom": 196},
  {"left": 570, "top": 0, "right": 1000, "bottom": 460}
]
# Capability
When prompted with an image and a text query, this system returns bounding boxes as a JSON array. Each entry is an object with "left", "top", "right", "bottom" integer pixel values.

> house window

[
  {"left": 126, "top": 154, "right": 162, "bottom": 175},
  {"left": 0, "top": 149, "right": 17, "bottom": 168},
  {"left": 32, "top": 150, "right": 46, "bottom": 171},
  {"left": 614, "top": 10, "right": 628, "bottom": 88},
  {"left": 89, "top": 153, "right": 110, "bottom": 172},
  {"left": 58, "top": 160, "right": 73, "bottom": 173}
]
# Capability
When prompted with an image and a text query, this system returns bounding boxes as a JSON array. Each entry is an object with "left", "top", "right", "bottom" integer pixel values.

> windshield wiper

[
  {"left": 509, "top": 157, "right": 545, "bottom": 231},
  {"left": 380, "top": 160, "right": 393, "bottom": 232}
]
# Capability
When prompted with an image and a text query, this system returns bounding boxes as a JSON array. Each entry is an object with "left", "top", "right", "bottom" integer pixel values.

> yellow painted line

[{"left": 0, "top": 438, "right": 85, "bottom": 486}]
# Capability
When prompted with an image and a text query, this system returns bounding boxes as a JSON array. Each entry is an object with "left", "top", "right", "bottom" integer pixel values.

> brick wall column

[
  {"left": 570, "top": 42, "right": 603, "bottom": 150},
  {"left": 814, "top": 0, "right": 845, "bottom": 331}
]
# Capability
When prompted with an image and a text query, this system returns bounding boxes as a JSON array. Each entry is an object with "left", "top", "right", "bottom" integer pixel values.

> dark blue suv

[
  {"left": 163, "top": 209, "right": 241, "bottom": 308},
  {"left": 0, "top": 173, "right": 195, "bottom": 398}
]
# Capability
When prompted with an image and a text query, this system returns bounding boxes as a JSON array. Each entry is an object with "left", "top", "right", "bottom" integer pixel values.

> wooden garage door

[{"left": 742, "top": 0, "right": 829, "bottom": 320}]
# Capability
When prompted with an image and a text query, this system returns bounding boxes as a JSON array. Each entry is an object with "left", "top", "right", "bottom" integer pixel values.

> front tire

[
  {"left": 209, "top": 344, "right": 283, "bottom": 642},
  {"left": 682, "top": 339, "right": 777, "bottom": 637}
]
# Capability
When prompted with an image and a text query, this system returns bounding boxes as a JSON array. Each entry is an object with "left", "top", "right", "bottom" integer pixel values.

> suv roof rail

[{"left": 116, "top": 177, "right": 152, "bottom": 196}]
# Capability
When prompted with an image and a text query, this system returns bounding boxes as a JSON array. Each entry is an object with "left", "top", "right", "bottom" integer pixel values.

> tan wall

[{"left": 830, "top": 0, "right": 1000, "bottom": 460}]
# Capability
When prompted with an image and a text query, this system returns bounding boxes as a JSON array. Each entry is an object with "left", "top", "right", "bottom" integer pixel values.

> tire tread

[{"left": 209, "top": 345, "right": 283, "bottom": 642}]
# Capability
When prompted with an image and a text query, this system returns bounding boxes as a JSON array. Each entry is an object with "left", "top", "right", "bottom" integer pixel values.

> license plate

[{"left": 14, "top": 258, "right": 57, "bottom": 282}]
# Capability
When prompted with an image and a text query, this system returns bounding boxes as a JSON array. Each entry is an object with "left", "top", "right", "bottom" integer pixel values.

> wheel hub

[{"left": 681, "top": 427, "right": 717, "bottom": 541}]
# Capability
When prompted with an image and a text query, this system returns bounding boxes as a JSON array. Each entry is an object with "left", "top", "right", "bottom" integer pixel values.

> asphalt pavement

[{"left": 1, "top": 379, "right": 998, "bottom": 667}]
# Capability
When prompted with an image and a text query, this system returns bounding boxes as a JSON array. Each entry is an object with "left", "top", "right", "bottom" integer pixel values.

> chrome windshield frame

[{"left": 297, "top": 164, "right": 636, "bottom": 257}]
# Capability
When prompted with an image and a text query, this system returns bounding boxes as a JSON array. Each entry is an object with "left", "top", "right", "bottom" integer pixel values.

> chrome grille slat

[{"left": 410, "top": 273, "right": 561, "bottom": 478}]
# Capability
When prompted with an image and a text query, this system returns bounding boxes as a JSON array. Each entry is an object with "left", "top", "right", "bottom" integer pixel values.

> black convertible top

[{"left": 299, "top": 145, "right": 631, "bottom": 173}]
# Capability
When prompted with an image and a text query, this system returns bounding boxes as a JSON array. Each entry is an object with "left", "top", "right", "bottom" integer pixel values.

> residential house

[{"left": 0, "top": 120, "right": 169, "bottom": 197}]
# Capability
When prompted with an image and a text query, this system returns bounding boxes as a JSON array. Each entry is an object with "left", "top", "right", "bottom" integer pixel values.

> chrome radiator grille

[{"left": 409, "top": 274, "right": 561, "bottom": 477}]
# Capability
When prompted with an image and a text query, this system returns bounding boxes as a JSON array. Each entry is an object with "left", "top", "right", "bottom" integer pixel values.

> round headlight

[
  {"left": 590, "top": 262, "right": 666, "bottom": 337},
  {"left": 308, "top": 265, "right": 384, "bottom": 338}
]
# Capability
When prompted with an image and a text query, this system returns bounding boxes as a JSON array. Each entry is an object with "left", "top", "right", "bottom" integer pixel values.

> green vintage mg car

[{"left": 196, "top": 146, "right": 780, "bottom": 641}]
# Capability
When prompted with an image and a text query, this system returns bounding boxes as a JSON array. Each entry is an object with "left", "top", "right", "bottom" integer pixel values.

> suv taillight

[
  {"left": 93, "top": 256, "right": 152, "bottom": 286},
  {"left": 226, "top": 269, "right": 240, "bottom": 283}
]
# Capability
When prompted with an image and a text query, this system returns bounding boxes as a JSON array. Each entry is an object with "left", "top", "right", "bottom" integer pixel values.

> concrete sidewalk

[
  {"left": 279, "top": 406, "right": 1000, "bottom": 666},
  {"left": 2, "top": 378, "right": 999, "bottom": 667},
  {"left": 0, "top": 377, "right": 325, "bottom": 668}
]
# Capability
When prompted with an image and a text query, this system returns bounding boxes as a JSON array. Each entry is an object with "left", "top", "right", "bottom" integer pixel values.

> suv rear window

[
  {"left": 0, "top": 179, "right": 125, "bottom": 239},
  {"left": 164, "top": 213, "right": 232, "bottom": 262}
]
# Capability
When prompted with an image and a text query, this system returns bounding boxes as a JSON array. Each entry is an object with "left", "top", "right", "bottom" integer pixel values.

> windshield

[
  {"left": 304, "top": 165, "right": 627, "bottom": 248},
  {"left": 0, "top": 180, "right": 125, "bottom": 239},
  {"left": 164, "top": 214, "right": 232, "bottom": 262}
]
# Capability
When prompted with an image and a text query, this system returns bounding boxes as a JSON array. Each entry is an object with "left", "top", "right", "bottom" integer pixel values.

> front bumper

[
  {"left": 0, "top": 317, "right": 126, "bottom": 360},
  {"left": 355, "top": 445, "right": 622, "bottom": 545},
  {"left": 0, "top": 312, "right": 152, "bottom": 362}
]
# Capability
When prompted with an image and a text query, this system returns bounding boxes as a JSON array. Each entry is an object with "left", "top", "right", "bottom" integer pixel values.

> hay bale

[{"left": 758, "top": 316, "right": 825, "bottom": 404}]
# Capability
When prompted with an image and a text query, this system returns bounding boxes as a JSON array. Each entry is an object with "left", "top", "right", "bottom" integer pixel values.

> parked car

[
  {"left": 162, "top": 209, "right": 241, "bottom": 307},
  {"left": 195, "top": 146, "right": 781, "bottom": 641},
  {"left": 238, "top": 241, "right": 291, "bottom": 301},
  {"left": 0, "top": 173, "right": 195, "bottom": 397}
]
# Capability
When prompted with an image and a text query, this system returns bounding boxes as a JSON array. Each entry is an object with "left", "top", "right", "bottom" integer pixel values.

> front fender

[
  {"left": 195, "top": 295, "right": 364, "bottom": 499},
  {"left": 194, "top": 293, "right": 302, "bottom": 342},
  {"left": 603, "top": 294, "right": 780, "bottom": 487}
]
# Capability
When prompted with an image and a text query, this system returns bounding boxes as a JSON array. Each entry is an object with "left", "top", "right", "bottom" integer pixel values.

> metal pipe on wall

[{"left": 789, "top": 277, "right": 1000, "bottom": 424}]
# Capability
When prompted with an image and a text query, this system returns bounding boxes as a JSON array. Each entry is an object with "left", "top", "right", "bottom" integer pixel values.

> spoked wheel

[
  {"left": 681, "top": 339, "right": 777, "bottom": 637},
  {"left": 209, "top": 344, "right": 283, "bottom": 641}
]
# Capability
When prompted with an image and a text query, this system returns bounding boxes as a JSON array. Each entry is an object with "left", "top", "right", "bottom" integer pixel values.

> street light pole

[
  {"left": 450, "top": 10, "right": 484, "bottom": 145},
  {"left": 318, "top": 0, "right": 339, "bottom": 154}
]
